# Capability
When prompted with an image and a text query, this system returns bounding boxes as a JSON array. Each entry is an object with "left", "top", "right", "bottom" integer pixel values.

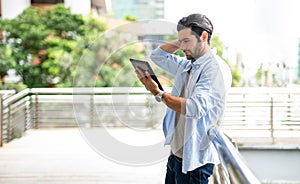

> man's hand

[
  {"left": 135, "top": 67, "right": 160, "bottom": 96},
  {"left": 160, "top": 40, "right": 180, "bottom": 54}
]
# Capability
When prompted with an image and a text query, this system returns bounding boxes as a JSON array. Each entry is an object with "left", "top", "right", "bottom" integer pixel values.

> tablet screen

[{"left": 130, "top": 58, "right": 164, "bottom": 91}]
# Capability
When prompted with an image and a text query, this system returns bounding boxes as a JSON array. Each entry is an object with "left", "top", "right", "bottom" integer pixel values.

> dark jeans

[{"left": 165, "top": 154, "right": 214, "bottom": 184}]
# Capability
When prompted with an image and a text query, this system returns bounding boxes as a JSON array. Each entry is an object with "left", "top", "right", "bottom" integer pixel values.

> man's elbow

[{"left": 185, "top": 98, "right": 207, "bottom": 120}]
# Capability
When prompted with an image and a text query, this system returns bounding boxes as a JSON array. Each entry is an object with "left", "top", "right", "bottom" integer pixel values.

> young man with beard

[{"left": 136, "top": 13, "right": 232, "bottom": 184}]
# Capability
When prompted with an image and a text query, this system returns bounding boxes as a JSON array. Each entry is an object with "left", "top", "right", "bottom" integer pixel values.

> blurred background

[
  {"left": 0, "top": 0, "right": 300, "bottom": 89},
  {"left": 1, "top": 0, "right": 300, "bottom": 184}
]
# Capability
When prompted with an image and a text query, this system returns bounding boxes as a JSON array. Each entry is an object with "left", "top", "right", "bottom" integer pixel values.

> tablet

[{"left": 130, "top": 58, "right": 164, "bottom": 91}]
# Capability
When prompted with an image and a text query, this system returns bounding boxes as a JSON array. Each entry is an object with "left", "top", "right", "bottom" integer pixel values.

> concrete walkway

[{"left": 0, "top": 129, "right": 166, "bottom": 184}]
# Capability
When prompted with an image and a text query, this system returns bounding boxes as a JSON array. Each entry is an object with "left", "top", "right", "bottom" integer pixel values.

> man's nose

[{"left": 179, "top": 42, "right": 186, "bottom": 50}]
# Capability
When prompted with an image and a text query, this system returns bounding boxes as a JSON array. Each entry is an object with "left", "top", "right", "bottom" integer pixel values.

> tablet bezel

[{"left": 129, "top": 58, "right": 164, "bottom": 91}]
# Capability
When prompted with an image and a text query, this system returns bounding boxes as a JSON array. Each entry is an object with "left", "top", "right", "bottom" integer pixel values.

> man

[{"left": 136, "top": 13, "right": 232, "bottom": 184}]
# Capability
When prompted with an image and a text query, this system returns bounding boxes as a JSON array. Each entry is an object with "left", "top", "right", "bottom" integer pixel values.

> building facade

[
  {"left": 0, "top": 0, "right": 97, "bottom": 19},
  {"left": 0, "top": 0, "right": 164, "bottom": 20},
  {"left": 110, "top": 0, "right": 164, "bottom": 20},
  {"left": 298, "top": 38, "right": 300, "bottom": 82}
]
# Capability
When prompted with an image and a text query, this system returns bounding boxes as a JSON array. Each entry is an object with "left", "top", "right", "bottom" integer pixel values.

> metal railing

[
  {"left": 222, "top": 87, "right": 300, "bottom": 144},
  {"left": 2, "top": 87, "right": 300, "bottom": 183},
  {"left": 0, "top": 89, "right": 30, "bottom": 146},
  {"left": 0, "top": 87, "right": 166, "bottom": 144},
  {"left": 1, "top": 87, "right": 300, "bottom": 145},
  {"left": 208, "top": 127, "right": 261, "bottom": 184}
]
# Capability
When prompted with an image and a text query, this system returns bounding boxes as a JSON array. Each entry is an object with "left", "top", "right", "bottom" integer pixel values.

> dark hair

[{"left": 177, "top": 14, "right": 213, "bottom": 44}]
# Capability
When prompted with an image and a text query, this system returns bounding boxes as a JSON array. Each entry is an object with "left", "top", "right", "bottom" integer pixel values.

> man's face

[{"left": 178, "top": 27, "right": 202, "bottom": 61}]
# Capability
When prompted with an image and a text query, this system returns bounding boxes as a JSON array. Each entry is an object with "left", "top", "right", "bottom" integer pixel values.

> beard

[
  {"left": 184, "top": 50, "right": 196, "bottom": 62},
  {"left": 188, "top": 56, "right": 196, "bottom": 62},
  {"left": 184, "top": 40, "right": 203, "bottom": 63}
]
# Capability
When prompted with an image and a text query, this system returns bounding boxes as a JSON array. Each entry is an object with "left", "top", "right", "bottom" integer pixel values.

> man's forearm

[
  {"left": 157, "top": 40, "right": 185, "bottom": 114},
  {"left": 162, "top": 93, "right": 186, "bottom": 115},
  {"left": 160, "top": 40, "right": 180, "bottom": 54}
]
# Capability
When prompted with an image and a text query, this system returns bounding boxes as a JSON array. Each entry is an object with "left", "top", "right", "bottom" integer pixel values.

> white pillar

[
  {"left": 64, "top": 0, "right": 91, "bottom": 15},
  {"left": 1, "top": 0, "right": 30, "bottom": 19}
]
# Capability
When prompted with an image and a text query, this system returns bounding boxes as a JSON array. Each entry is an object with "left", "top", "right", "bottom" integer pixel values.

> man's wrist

[
  {"left": 152, "top": 89, "right": 161, "bottom": 96},
  {"left": 154, "top": 90, "right": 165, "bottom": 102}
]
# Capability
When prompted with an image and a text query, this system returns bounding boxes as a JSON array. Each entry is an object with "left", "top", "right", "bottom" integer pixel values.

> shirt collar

[
  {"left": 182, "top": 50, "right": 213, "bottom": 73},
  {"left": 193, "top": 50, "right": 212, "bottom": 66}
]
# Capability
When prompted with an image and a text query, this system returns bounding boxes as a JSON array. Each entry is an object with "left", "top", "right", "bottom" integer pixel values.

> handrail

[
  {"left": 208, "top": 127, "right": 261, "bottom": 184},
  {"left": 0, "top": 90, "right": 16, "bottom": 101},
  {"left": 0, "top": 90, "right": 17, "bottom": 147},
  {"left": 1, "top": 87, "right": 300, "bottom": 144},
  {"left": 2, "top": 88, "right": 30, "bottom": 106},
  {"left": 30, "top": 87, "right": 155, "bottom": 94},
  {"left": 0, "top": 94, "right": 3, "bottom": 147}
]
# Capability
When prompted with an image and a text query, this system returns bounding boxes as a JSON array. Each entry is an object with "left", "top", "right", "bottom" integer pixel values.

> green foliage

[
  {"left": 211, "top": 35, "right": 241, "bottom": 87},
  {"left": 255, "top": 67, "right": 263, "bottom": 86},
  {"left": 2, "top": 6, "right": 241, "bottom": 89},
  {"left": 1, "top": 5, "right": 145, "bottom": 88},
  {"left": 103, "top": 45, "right": 143, "bottom": 87},
  {"left": 81, "top": 15, "right": 106, "bottom": 38},
  {"left": 210, "top": 34, "right": 226, "bottom": 57},
  {"left": 40, "top": 5, "right": 84, "bottom": 37},
  {"left": 0, "top": 45, "right": 14, "bottom": 77},
  {"left": 69, "top": 15, "right": 144, "bottom": 88},
  {"left": 1, "top": 5, "right": 85, "bottom": 88},
  {"left": 0, "top": 81, "right": 27, "bottom": 92},
  {"left": 73, "top": 26, "right": 143, "bottom": 87},
  {"left": 174, "top": 50, "right": 185, "bottom": 57},
  {"left": 125, "top": 15, "right": 137, "bottom": 21}
]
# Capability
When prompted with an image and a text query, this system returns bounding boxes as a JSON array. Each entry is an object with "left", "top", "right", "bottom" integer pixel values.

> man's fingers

[
  {"left": 145, "top": 71, "right": 151, "bottom": 78},
  {"left": 135, "top": 68, "right": 144, "bottom": 79},
  {"left": 136, "top": 68, "right": 150, "bottom": 81}
]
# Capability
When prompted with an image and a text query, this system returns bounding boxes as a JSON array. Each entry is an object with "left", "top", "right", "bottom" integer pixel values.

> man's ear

[{"left": 201, "top": 31, "right": 208, "bottom": 43}]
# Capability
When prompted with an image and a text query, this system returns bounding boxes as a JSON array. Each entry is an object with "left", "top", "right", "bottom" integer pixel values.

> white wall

[
  {"left": 64, "top": 0, "right": 91, "bottom": 15},
  {"left": 1, "top": 0, "right": 30, "bottom": 19},
  {"left": 1, "top": 0, "right": 91, "bottom": 18}
]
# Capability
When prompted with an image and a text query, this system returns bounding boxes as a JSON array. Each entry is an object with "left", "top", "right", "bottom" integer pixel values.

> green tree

[
  {"left": 0, "top": 45, "right": 14, "bottom": 84},
  {"left": 0, "top": 5, "right": 84, "bottom": 88},
  {"left": 0, "top": 42, "right": 27, "bottom": 91},
  {"left": 210, "top": 35, "right": 241, "bottom": 87},
  {"left": 125, "top": 15, "right": 137, "bottom": 22},
  {"left": 73, "top": 23, "right": 142, "bottom": 87}
]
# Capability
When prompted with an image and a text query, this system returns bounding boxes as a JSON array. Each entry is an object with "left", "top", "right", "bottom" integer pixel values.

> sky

[{"left": 164, "top": 0, "right": 300, "bottom": 70}]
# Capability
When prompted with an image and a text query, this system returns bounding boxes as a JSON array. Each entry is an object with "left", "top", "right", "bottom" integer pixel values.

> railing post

[
  {"left": 7, "top": 105, "right": 12, "bottom": 141},
  {"left": 34, "top": 94, "right": 39, "bottom": 129},
  {"left": 242, "top": 93, "right": 246, "bottom": 123},
  {"left": 25, "top": 96, "right": 31, "bottom": 131},
  {"left": 287, "top": 93, "right": 291, "bottom": 122},
  {"left": 90, "top": 94, "right": 94, "bottom": 127},
  {"left": 270, "top": 96, "right": 274, "bottom": 143},
  {"left": 0, "top": 94, "right": 3, "bottom": 147}
]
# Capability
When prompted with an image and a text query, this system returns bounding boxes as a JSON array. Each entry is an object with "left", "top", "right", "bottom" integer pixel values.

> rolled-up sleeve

[
  {"left": 185, "top": 60, "right": 226, "bottom": 122},
  {"left": 186, "top": 89, "right": 223, "bottom": 120}
]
